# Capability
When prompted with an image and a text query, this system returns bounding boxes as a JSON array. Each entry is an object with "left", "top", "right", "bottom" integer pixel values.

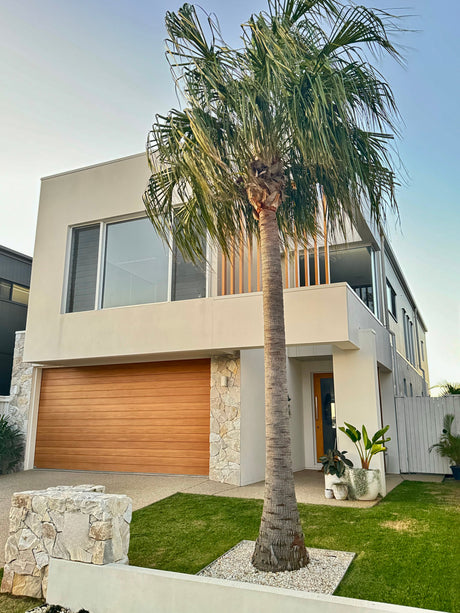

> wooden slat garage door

[{"left": 34, "top": 359, "right": 210, "bottom": 475}]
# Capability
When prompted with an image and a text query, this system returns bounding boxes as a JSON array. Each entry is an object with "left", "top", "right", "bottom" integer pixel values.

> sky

[{"left": 0, "top": 0, "right": 459, "bottom": 387}]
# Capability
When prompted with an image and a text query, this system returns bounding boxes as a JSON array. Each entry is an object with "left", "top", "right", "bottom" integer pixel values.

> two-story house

[{"left": 20, "top": 152, "right": 428, "bottom": 487}]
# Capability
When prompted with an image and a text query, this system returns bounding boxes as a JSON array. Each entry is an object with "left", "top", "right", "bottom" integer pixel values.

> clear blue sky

[{"left": 0, "top": 0, "right": 459, "bottom": 387}]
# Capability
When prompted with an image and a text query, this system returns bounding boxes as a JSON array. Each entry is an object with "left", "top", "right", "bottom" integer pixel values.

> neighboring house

[
  {"left": 19, "top": 153, "right": 429, "bottom": 486},
  {"left": 0, "top": 245, "right": 31, "bottom": 395}
]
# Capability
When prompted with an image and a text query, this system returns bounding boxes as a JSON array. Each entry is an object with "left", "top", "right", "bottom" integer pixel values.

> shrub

[{"left": 0, "top": 415, "right": 24, "bottom": 474}]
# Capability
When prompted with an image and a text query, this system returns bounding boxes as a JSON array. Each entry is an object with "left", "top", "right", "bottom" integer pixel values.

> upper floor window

[
  {"left": 65, "top": 217, "right": 206, "bottom": 313},
  {"left": 386, "top": 280, "right": 397, "bottom": 320},
  {"left": 0, "top": 278, "right": 29, "bottom": 306},
  {"left": 402, "top": 308, "right": 416, "bottom": 367},
  {"left": 420, "top": 340, "right": 425, "bottom": 361}
]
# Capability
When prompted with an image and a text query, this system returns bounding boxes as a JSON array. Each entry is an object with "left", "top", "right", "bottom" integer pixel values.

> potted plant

[
  {"left": 338, "top": 423, "right": 390, "bottom": 500},
  {"left": 429, "top": 414, "right": 460, "bottom": 480},
  {"left": 0, "top": 415, "right": 24, "bottom": 474},
  {"left": 319, "top": 449, "right": 353, "bottom": 498}
]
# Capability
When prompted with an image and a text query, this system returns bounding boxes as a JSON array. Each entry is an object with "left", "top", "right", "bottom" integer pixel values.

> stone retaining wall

[
  {"left": 209, "top": 355, "right": 241, "bottom": 485},
  {"left": 1, "top": 485, "right": 132, "bottom": 599}
]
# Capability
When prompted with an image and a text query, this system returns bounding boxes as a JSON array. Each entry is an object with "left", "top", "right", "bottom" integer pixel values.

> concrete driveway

[{"left": 0, "top": 468, "right": 408, "bottom": 565}]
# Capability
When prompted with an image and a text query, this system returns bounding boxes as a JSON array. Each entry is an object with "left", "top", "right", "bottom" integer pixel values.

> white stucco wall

[
  {"left": 239, "top": 349, "right": 307, "bottom": 486},
  {"left": 333, "top": 330, "right": 386, "bottom": 489},
  {"left": 25, "top": 152, "right": 393, "bottom": 366},
  {"left": 47, "top": 558, "right": 438, "bottom": 613}
]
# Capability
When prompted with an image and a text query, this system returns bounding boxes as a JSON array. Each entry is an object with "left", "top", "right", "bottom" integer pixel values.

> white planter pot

[
  {"left": 331, "top": 483, "right": 348, "bottom": 500},
  {"left": 345, "top": 467, "right": 382, "bottom": 501},
  {"left": 324, "top": 472, "right": 346, "bottom": 490}
]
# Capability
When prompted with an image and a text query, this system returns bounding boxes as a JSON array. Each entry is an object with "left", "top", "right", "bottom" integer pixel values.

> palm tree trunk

[{"left": 251, "top": 208, "right": 309, "bottom": 572}]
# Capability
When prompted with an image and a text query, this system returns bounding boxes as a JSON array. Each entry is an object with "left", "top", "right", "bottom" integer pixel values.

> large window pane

[
  {"left": 66, "top": 225, "right": 100, "bottom": 313},
  {"left": 11, "top": 284, "right": 29, "bottom": 305},
  {"left": 171, "top": 244, "right": 206, "bottom": 301},
  {"left": 102, "top": 217, "right": 169, "bottom": 308},
  {"left": 329, "top": 246, "right": 375, "bottom": 313},
  {"left": 0, "top": 279, "right": 11, "bottom": 300}
]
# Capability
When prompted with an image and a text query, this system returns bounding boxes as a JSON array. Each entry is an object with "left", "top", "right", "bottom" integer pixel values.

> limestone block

[
  {"left": 49, "top": 510, "right": 65, "bottom": 532},
  {"left": 89, "top": 520, "right": 113, "bottom": 541},
  {"left": 52, "top": 535, "right": 70, "bottom": 561},
  {"left": 92, "top": 539, "right": 114, "bottom": 565},
  {"left": 9, "top": 506, "right": 27, "bottom": 531},
  {"left": 60, "top": 512, "right": 92, "bottom": 562},
  {"left": 42, "top": 522, "right": 57, "bottom": 540},
  {"left": 111, "top": 518, "right": 123, "bottom": 562},
  {"left": 4, "top": 536, "right": 19, "bottom": 563},
  {"left": 12, "top": 494, "right": 32, "bottom": 510},
  {"left": 2, "top": 485, "right": 132, "bottom": 598},
  {"left": 33, "top": 549, "right": 48, "bottom": 570},
  {"left": 12, "top": 573, "right": 42, "bottom": 599},
  {"left": 25, "top": 511, "right": 43, "bottom": 537},
  {"left": 18, "top": 528, "right": 39, "bottom": 551},
  {"left": 41, "top": 566, "right": 49, "bottom": 598},
  {"left": 0, "top": 568, "right": 14, "bottom": 593},
  {"left": 123, "top": 506, "right": 132, "bottom": 524}
]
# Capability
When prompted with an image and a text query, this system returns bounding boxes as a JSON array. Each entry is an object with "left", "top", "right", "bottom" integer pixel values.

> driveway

[{"left": 0, "top": 468, "right": 409, "bottom": 565}]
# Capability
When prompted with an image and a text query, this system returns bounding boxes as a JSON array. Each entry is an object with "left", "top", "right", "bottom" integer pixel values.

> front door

[{"left": 313, "top": 373, "right": 336, "bottom": 461}]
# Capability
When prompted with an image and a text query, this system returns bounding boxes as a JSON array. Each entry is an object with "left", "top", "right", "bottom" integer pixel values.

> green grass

[
  {"left": 129, "top": 481, "right": 460, "bottom": 612},
  {"left": 1, "top": 481, "right": 459, "bottom": 613}
]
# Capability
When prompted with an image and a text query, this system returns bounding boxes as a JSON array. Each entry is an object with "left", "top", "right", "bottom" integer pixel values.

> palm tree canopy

[{"left": 144, "top": 0, "right": 402, "bottom": 261}]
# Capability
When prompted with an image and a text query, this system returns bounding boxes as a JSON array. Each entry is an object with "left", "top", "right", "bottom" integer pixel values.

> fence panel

[{"left": 396, "top": 395, "right": 460, "bottom": 474}]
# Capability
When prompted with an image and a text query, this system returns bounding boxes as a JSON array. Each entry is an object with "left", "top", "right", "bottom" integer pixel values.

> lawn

[{"left": 1, "top": 480, "right": 459, "bottom": 613}]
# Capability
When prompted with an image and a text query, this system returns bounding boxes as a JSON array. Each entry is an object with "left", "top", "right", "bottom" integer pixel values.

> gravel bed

[{"left": 198, "top": 540, "right": 355, "bottom": 594}]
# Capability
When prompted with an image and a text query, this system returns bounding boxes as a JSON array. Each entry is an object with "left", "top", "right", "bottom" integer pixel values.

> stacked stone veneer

[
  {"left": 1, "top": 331, "right": 33, "bottom": 470},
  {"left": 210, "top": 355, "right": 241, "bottom": 486},
  {"left": 1, "top": 485, "right": 132, "bottom": 599}
]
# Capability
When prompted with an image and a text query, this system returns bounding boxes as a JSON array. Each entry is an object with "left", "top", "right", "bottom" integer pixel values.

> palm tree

[
  {"left": 144, "top": 0, "right": 402, "bottom": 572},
  {"left": 439, "top": 382, "right": 460, "bottom": 396}
]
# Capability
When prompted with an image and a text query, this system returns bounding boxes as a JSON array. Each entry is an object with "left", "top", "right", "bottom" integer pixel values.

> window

[
  {"left": 410, "top": 382, "right": 413, "bottom": 397},
  {"left": 402, "top": 309, "right": 416, "bottom": 366},
  {"left": 102, "top": 218, "right": 169, "bottom": 309},
  {"left": 0, "top": 279, "right": 10, "bottom": 300},
  {"left": 0, "top": 278, "right": 29, "bottom": 305},
  {"left": 299, "top": 245, "right": 377, "bottom": 314},
  {"left": 66, "top": 225, "right": 100, "bottom": 313},
  {"left": 65, "top": 217, "right": 206, "bottom": 313},
  {"left": 403, "top": 378, "right": 407, "bottom": 396},
  {"left": 11, "top": 284, "right": 29, "bottom": 305},
  {"left": 420, "top": 340, "right": 424, "bottom": 361},
  {"left": 386, "top": 280, "right": 397, "bottom": 319}
]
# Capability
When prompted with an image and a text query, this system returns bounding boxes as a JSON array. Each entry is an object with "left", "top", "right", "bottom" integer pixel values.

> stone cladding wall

[
  {"left": 0, "top": 485, "right": 132, "bottom": 599},
  {"left": 209, "top": 355, "right": 241, "bottom": 485},
  {"left": 1, "top": 331, "right": 33, "bottom": 470}
]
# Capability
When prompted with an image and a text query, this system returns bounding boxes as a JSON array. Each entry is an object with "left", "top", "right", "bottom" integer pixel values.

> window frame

[
  {"left": 386, "top": 279, "right": 397, "bottom": 321},
  {"left": 63, "top": 213, "right": 209, "bottom": 313},
  {"left": 0, "top": 277, "right": 29, "bottom": 306}
]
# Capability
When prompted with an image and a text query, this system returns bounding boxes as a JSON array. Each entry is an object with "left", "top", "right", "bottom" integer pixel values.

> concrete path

[{"left": 0, "top": 468, "right": 439, "bottom": 565}]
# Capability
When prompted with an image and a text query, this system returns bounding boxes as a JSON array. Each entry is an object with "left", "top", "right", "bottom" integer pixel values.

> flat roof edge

[{"left": 41, "top": 152, "right": 146, "bottom": 181}]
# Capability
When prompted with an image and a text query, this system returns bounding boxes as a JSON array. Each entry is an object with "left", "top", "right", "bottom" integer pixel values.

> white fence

[{"left": 396, "top": 395, "right": 460, "bottom": 474}]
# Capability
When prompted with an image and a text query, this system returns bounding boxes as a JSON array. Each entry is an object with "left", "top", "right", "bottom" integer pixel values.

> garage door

[{"left": 34, "top": 359, "right": 210, "bottom": 475}]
